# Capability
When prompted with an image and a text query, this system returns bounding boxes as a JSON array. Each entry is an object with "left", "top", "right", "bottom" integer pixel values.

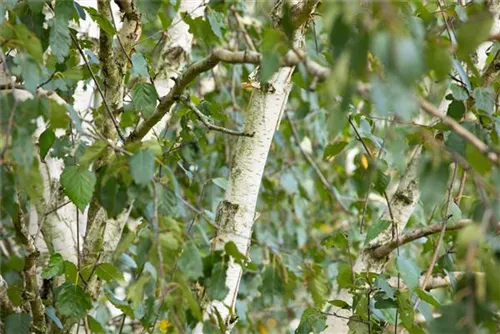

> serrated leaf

[
  {"left": 304, "top": 264, "right": 328, "bottom": 308},
  {"left": 83, "top": 6, "right": 116, "bottom": 36},
  {"left": 50, "top": 18, "right": 70, "bottom": 63},
  {"left": 5, "top": 313, "right": 31, "bottom": 334},
  {"left": 95, "top": 263, "right": 124, "bottom": 282},
  {"left": 48, "top": 99, "right": 70, "bottom": 129},
  {"left": 129, "top": 150, "right": 155, "bottom": 185},
  {"left": 259, "top": 266, "right": 284, "bottom": 302},
  {"left": 55, "top": 283, "right": 92, "bottom": 319},
  {"left": 132, "top": 83, "right": 158, "bottom": 118},
  {"left": 39, "top": 128, "right": 56, "bottom": 160},
  {"left": 207, "top": 262, "right": 229, "bottom": 300},
  {"left": 473, "top": 87, "right": 495, "bottom": 114},
  {"left": 184, "top": 14, "right": 218, "bottom": 46},
  {"left": 295, "top": 307, "right": 327, "bottom": 334},
  {"left": 78, "top": 140, "right": 107, "bottom": 170},
  {"left": 206, "top": 10, "right": 224, "bottom": 38},
  {"left": 60, "top": 166, "right": 96, "bottom": 211},
  {"left": 177, "top": 241, "right": 204, "bottom": 280},
  {"left": 131, "top": 53, "right": 148, "bottom": 77},
  {"left": 396, "top": 256, "right": 421, "bottom": 291},
  {"left": 321, "top": 232, "right": 348, "bottom": 249},
  {"left": 323, "top": 141, "right": 348, "bottom": 160},
  {"left": 42, "top": 253, "right": 64, "bottom": 279},
  {"left": 374, "top": 170, "right": 390, "bottom": 195},
  {"left": 450, "top": 84, "right": 469, "bottom": 101}
]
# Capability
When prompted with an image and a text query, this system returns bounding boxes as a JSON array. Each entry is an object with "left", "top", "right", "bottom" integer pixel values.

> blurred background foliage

[{"left": 0, "top": 0, "right": 499, "bottom": 333}]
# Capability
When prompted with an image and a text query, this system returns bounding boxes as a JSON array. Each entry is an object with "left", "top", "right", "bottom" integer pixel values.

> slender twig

[
  {"left": 70, "top": 33, "right": 125, "bottom": 142},
  {"left": 419, "top": 98, "right": 499, "bottom": 164},
  {"left": 414, "top": 163, "right": 458, "bottom": 310},
  {"left": 286, "top": 112, "right": 348, "bottom": 212},
  {"left": 181, "top": 96, "right": 255, "bottom": 137},
  {"left": 373, "top": 219, "right": 474, "bottom": 259},
  {"left": 455, "top": 170, "right": 467, "bottom": 205},
  {"left": 0, "top": 51, "right": 17, "bottom": 160}
]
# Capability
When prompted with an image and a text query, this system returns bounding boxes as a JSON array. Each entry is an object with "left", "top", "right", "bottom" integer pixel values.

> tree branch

[
  {"left": 373, "top": 219, "right": 473, "bottom": 259},
  {"left": 419, "top": 98, "right": 499, "bottom": 164},
  {"left": 181, "top": 96, "right": 255, "bottom": 137}
]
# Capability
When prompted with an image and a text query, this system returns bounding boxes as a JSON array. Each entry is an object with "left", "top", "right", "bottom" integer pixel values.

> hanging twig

[
  {"left": 181, "top": 96, "right": 255, "bottom": 137},
  {"left": 70, "top": 33, "right": 125, "bottom": 142},
  {"left": 414, "top": 163, "right": 458, "bottom": 310}
]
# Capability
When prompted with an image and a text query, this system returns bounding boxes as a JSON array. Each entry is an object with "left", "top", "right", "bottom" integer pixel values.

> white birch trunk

[{"left": 193, "top": 30, "right": 307, "bottom": 334}]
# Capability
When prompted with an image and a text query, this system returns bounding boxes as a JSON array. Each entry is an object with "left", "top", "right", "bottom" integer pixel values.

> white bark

[
  {"left": 147, "top": 0, "right": 205, "bottom": 140},
  {"left": 325, "top": 147, "right": 422, "bottom": 334},
  {"left": 193, "top": 32, "right": 308, "bottom": 334}
]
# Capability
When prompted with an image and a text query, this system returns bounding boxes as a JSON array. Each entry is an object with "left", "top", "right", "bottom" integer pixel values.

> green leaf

[
  {"left": 42, "top": 253, "right": 64, "bottom": 279},
  {"left": 207, "top": 262, "right": 229, "bottom": 300},
  {"left": 5, "top": 313, "right": 32, "bottom": 334},
  {"left": 132, "top": 83, "right": 158, "bottom": 118},
  {"left": 328, "top": 299, "right": 350, "bottom": 309},
  {"left": 457, "top": 12, "right": 493, "bottom": 57},
  {"left": 450, "top": 84, "right": 469, "bottom": 101},
  {"left": 375, "top": 274, "right": 396, "bottom": 299},
  {"left": 50, "top": 18, "right": 71, "bottom": 63},
  {"left": 212, "top": 177, "right": 228, "bottom": 190},
  {"left": 12, "top": 129, "right": 34, "bottom": 171},
  {"left": 323, "top": 141, "right": 348, "bottom": 160},
  {"left": 60, "top": 166, "right": 96, "bottom": 211},
  {"left": 78, "top": 140, "right": 107, "bottom": 170},
  {"left": 97, "top": 176, "right": 128, "bottom": 218},
  {"left": 87, "top": 315, "right": 106, "bottom": 333},
  {"left": 259, "top": 266, "right": 284, "bottom": 302},
  {"left": 397, "top": 291, "right": 425, "bottom": 334},
  {"left": 206, "top": 9, "right": 224, "bottom": 39},
  {"left": 466, "top": 144, "right": 491, "bottom": 174},
  {"left": 396, "top": 256, "right": 420, "bottom": 291},
  {"left": 304, "top": 264, "right": 329, "bottom": 308},
  {"left": 260, "top": 29, "right": 287, "bottom": 83},
  {"left": 49, "top": 99, "right": 70, "bottom": 129},
  {"left": 447, "top": 100, "right": 465, "bottom": 121},
  {"left": 45, "top": 306, "right": 63, "bottom": 329},
  {"left": 95, "top": 263, "right": 124, "bottom": 282},
  {"left": 295, "top": 307, "right": 327, "bottom": 334},
  {"left": 329, "top": 14, "right": 351, "bottom": 60},
  {"left": 415, "top": 288, "right": 441, "bottom": 308},
  {"left": 429, "top": 304, "right": 468, "bottom": 334},
  {"left": 137, "top": 0, "right": 161, "bottom": 18},
  {"left": 183, "top": 14, "right": 218, "bottom": 46},
  {"left": 224, "top": 241, "right": 248, "bottom": 266},
  {"left": 129, "top": 150, "right": 155, "bottom": 186},
  {"left": 39, "top": 128, "right": 56, "bottom": 159},
  {"left": 83, "top": 6, "right": 116, "bottom": 36},
  {"left": 336, "top": 263, "right": 352, "bottom": 289},
  {"left": 365, "top": 220, "right": 391, "bottom": 243},
  {"left": 473, "top": 87, "right": 495, "bottom": 114},
  {"left": 55, "top": 283, "right": 92, "bottom": 319},
  {"left": 64, "top": 260, "right": 78, "bottom": 282},
  {"left": 374, "top": 169, "right": 391, "bottom": 195},
  {"left": 419, "top": 160, "right": 449, "bottom": 209},
  {"left": 104, "top": 288, "right": 134, "bottom": 317},
  {"left": 131, "top": 53, "right": 149, "bottom": 77},
  {"left": 177, "top": 241, "right": 204, "bottom": 280}
]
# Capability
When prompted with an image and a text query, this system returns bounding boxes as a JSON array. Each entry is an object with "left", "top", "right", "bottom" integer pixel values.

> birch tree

[{"left": 1, "top": 0, "right": 500, "bottom": 334}]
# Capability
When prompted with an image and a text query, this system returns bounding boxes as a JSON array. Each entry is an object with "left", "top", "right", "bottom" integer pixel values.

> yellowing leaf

[
  {"left": 258, "top": 324, "right": 268, "bottom": 334},
  {"left": 361, "top": 155, "right": 369, "bottom": 169},
  {"left": 319, "top": 224, "right": 332, "bottom": 233},
  {"left": 159, "top": 320, "right": 171, "bottom": 333}
]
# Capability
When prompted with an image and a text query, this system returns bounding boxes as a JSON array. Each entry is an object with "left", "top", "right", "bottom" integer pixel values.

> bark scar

[{"left": 215, "top": 200, "right": 240, "bottom": 232}]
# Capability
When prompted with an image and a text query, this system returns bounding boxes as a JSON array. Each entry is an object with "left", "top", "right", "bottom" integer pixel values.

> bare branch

[
  {"left": 373, "top": 219, "right": 474, "bottom": 259},
  {"left": 181, "top": 96, "right": 255, "bottom": 137},
  {"left": 388, "top": 272, "right": 484, "bottom": 291},
  {"left": 419, "top": 99, "right": 499, "bottom": 164}
]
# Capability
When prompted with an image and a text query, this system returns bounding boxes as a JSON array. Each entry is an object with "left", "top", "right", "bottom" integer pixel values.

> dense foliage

[{"left": 0, "top": 0, "right": 499, "bottom": 333}]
